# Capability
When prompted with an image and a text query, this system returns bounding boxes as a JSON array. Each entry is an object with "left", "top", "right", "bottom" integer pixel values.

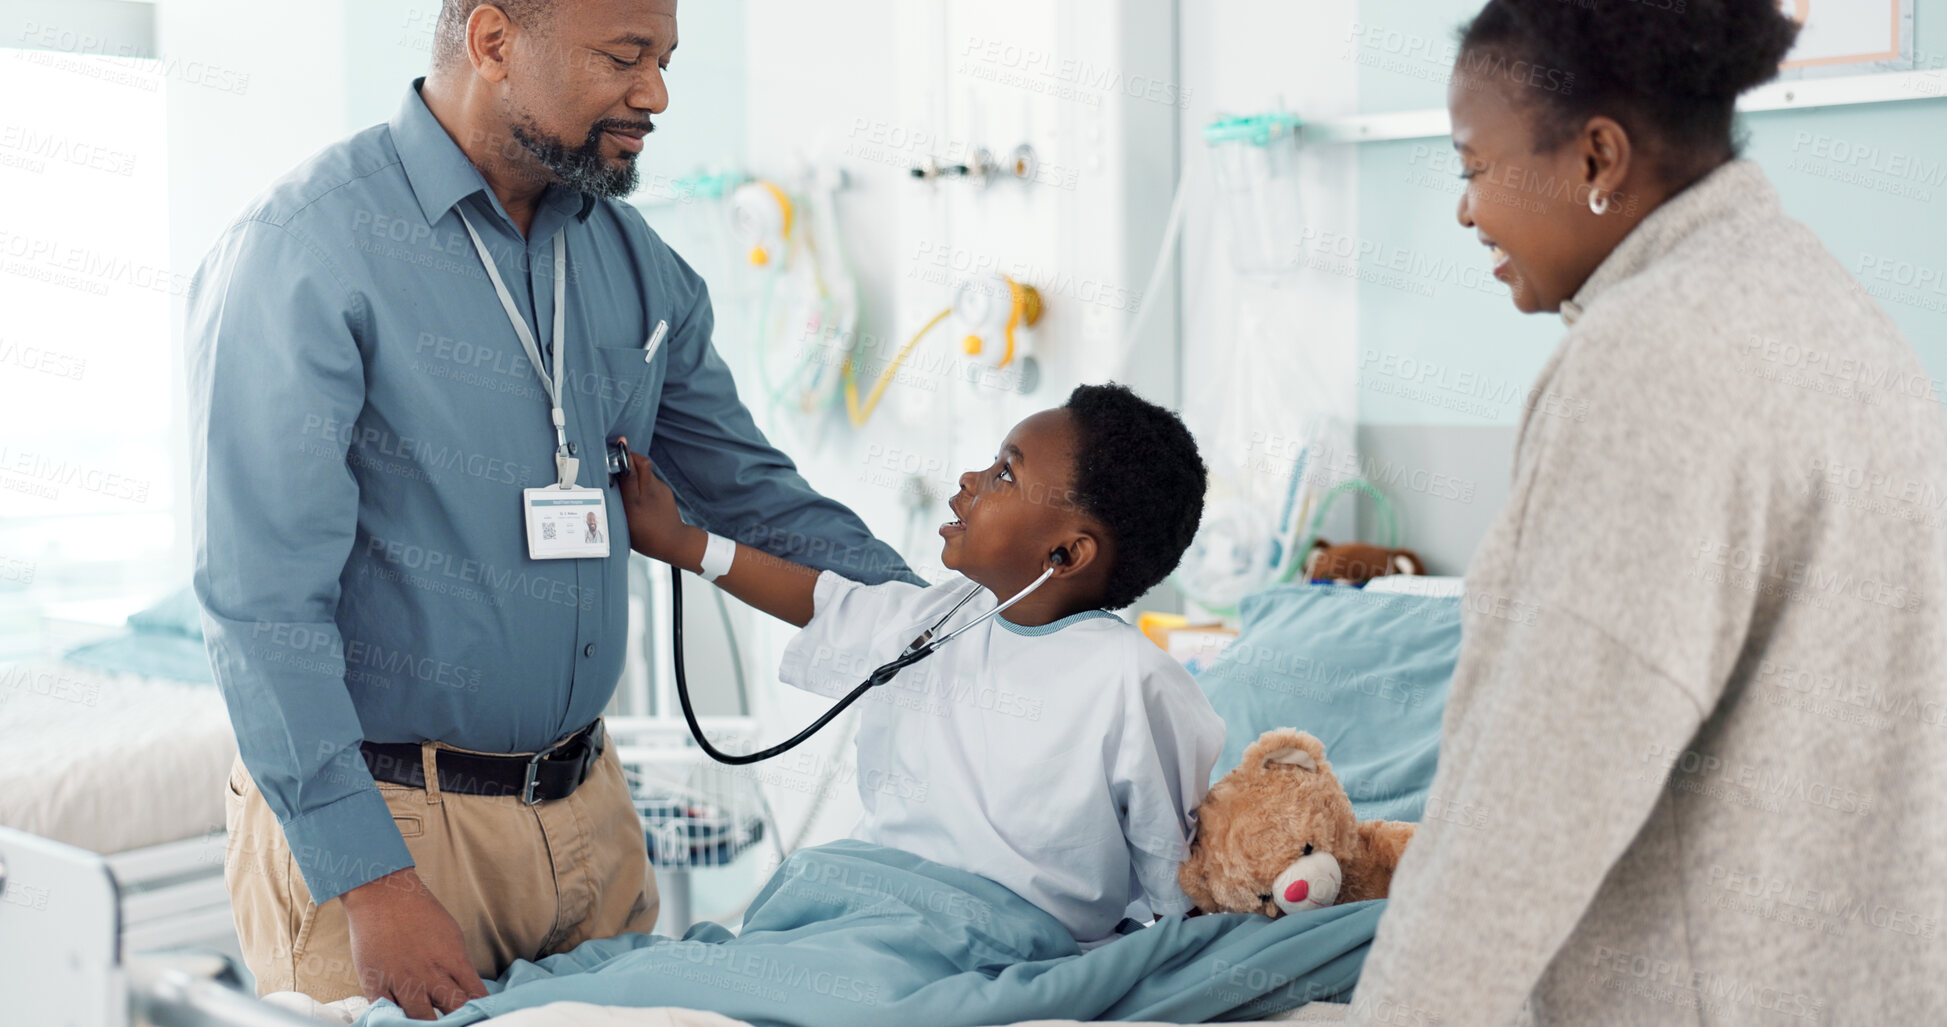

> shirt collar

[
  {"left": 389, "top": 77, "right": 597, "bottom": 229},
  {"left": 1558, "top": 159, "right": 1776, "bottom": 327},
  {"left": 998, "top": 608, "right": 1119, "bottom": 636}
]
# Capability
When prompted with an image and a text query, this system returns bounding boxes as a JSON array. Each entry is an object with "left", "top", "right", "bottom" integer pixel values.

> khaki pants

[{"left": 223, "top": 732, "right": 659, "bottom": 1001}]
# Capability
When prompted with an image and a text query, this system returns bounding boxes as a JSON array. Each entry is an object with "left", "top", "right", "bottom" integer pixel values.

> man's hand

[
  {"left": 340, "top": 867, "right": 489, "bottom": 1020},
  {"left": 616, "top": 442, "right": 703, "bottom": 567}
]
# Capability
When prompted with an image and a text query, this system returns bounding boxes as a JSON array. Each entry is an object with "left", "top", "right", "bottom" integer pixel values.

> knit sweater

[{"left": 1344, "top": 160, "right": 1947, "bottom": 1026}]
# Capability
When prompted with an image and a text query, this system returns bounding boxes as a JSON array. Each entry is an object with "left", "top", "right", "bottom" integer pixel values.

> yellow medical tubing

[
  {"left": 747, "top": 181, "right": 794, "bottom": 266},
  {"left": 960, "top": 277, "right": 1042, "bottom": 369},
  {"left": 845, "top": 308, "right": 951, "bottom": 427}
]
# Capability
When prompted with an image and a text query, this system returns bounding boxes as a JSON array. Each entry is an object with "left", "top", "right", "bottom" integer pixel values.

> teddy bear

[
  {"left": 1178, "top": 728, "right": 1416, "bottom": 917},
  {"left": 1304, "top": 539, "right": 1424, "bottom": 586}
]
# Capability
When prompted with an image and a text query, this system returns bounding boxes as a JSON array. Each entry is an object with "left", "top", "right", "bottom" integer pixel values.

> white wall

[
  {"left": 341, "top": 0, "right": 444, "bottom": 131},
  {"left": 158, "top": 0, "right": 357, "bottom": 579}
]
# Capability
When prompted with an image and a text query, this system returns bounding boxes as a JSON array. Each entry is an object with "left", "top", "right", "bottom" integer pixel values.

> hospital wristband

[{"left": 698, "top": 532, "right": 736, "bottom": 583}]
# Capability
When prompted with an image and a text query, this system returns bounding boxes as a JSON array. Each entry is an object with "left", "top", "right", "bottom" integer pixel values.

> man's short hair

[{"left": 434, "top": 0, "right": 556, "bottom": 68}]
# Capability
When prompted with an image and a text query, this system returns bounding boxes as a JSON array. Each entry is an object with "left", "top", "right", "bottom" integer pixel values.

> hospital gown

[{"left": 778, "top": 571, "right": 1227, "bottom": 947}]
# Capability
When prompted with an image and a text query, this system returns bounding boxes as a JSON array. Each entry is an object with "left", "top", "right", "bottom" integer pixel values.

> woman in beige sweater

[{"left": 1344, "top": 1, "right": 1947, "bottom": 1024}]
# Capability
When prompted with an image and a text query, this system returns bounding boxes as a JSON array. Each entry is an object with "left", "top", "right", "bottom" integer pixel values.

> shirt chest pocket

[{"left": 582, "top": 342, "right": 665, "bottom": 437}]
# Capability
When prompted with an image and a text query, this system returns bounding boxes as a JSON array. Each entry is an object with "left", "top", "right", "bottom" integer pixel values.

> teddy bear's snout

[{"left": 1270, "top": 851, "right": 1342, "bottom": 916}]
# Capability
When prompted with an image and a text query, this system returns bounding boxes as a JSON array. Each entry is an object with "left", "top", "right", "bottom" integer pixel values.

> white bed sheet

[{"left": 0, "top": 660, "right": 235, "bottom": 854}]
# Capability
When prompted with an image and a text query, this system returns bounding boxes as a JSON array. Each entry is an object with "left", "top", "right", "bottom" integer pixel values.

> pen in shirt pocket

[{"left": 643, "top": 319, "right": 668, "bottom": 363}]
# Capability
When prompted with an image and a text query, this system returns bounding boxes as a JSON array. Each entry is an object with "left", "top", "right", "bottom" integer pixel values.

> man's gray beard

[{"left": 509, "top": 114, "right": 640, "bottom": 198}]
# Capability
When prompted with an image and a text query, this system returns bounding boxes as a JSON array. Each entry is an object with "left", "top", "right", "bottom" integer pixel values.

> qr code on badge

[{"left": 542, "top": 522, "right": 557, "bottom": 541}]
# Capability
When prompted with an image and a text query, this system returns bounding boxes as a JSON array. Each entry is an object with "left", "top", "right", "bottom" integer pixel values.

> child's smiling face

[{"left": 940, "top": 409, "right": 1097, "bottom": 594}]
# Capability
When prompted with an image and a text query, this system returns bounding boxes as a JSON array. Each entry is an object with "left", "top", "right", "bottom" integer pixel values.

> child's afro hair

[{"left": 1062, "top": 383, "right": 1207, "bottom": 611}]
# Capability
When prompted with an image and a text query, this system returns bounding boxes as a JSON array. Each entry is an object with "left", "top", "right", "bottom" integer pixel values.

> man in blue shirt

[{"left": 188, "top": 0, "right": 915, "bottom": 1017}]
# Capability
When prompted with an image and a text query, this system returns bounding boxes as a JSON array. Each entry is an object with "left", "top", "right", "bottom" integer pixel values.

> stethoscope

[{"left": 669, "top": 549, "right": 1069, "bottom": 766}]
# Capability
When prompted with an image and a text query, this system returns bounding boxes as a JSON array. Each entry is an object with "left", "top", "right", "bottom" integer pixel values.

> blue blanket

[
  {"left": 63, "top": 586, "right": 216, "bottom": 684},
  {"left": 356, "top": 841, "right": 1384, "bottom": 1026},
  {"left": 1197, "top": 585, "right": 1461, "bottom": 823}
]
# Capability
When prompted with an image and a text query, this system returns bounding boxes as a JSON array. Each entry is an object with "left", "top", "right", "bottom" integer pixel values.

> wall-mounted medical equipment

[
  {"left": 1176, "top": 472, "right": 1404, "bottom": 616},
  {"left": 951, "top": 273, "right": 1043, "bottom": 385},
  {"left": 910, "top": 147, "right": 997, "bottom": 185},
  {"left": 1203, "top": 112, "right": 1304, "bottom": 275},
  {"left": 731, "top": 171, "right": 863, "bottom": 425},
  {"left": 1173, "top": 496, "right": 1279, "bottom": 614},
  {"left": 841, "top": 270, "right": 1048, "bottom": 427},
  {"left": 1173, "top": 415, "right": 1363, "bottom": 618},
  {"left": 730, "top": 180, "right": 793, "bottom": 267},
  {"left": 909, "top": 142, "right": 1040, "bottom": 187},
  {"left": 631, "top": 169, "right": 746, "bottom": 209},
  {"left": 1008, "top": 144, "right": 1038, "bottom": 183}
]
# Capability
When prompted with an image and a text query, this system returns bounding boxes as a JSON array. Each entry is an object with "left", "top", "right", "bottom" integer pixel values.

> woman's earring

[{"left": 1589, "top": 190, "right": 1610, "bottom": 216}]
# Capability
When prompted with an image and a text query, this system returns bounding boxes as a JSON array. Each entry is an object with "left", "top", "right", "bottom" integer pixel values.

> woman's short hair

[{"left": 1458, "top": 0, "right": 1800, "bottom": 177}]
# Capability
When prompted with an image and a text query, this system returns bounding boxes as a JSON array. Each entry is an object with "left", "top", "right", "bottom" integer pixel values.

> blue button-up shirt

[{"left": 187, "top": 80, "right": 917, "bottom": 904}]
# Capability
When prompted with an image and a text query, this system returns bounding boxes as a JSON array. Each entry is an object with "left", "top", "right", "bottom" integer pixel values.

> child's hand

[
  {"left": 615, "top": 441, "right": 818, "bottom": 626},
  {"left": 615, "top": 442, "right": 695, "bottom": 564}
]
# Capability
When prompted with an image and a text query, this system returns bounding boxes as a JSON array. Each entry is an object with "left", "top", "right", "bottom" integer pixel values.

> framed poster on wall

[{"left": 1776, "top": 0, "right": 1915, "bottom": 74}]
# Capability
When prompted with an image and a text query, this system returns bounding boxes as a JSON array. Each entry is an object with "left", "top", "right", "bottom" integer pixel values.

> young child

[{"left": 617, "top": 383, "right": 1224, "bottom": 948}]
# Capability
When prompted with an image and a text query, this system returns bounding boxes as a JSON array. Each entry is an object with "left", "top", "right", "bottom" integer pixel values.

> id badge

[{"left": 523, "top": 486, "right": 612, "bottom": 560}]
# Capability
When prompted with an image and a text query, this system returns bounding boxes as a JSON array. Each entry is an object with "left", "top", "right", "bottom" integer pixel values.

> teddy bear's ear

[
  {"left": 1240, "top": 728, "right": 1326, "bottom": 776},
  {"left": 1304, "top": 540, "right": 1330, "bottom": 578},
  {"left": 1263, "top": 746, "right": 1317, "bottom": 772}
]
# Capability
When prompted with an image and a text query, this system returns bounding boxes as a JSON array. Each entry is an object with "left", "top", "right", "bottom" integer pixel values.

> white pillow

[{"left": 1361, "top": 574, "right": 1465, "bottom": 598}]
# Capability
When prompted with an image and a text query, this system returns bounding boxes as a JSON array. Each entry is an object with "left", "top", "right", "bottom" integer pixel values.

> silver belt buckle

[
  {"left": 520, "top": 751, "right": 545, "bottom": 805},
  {"left": 521, "top": 731, "right": 575, "bottom": 805}
]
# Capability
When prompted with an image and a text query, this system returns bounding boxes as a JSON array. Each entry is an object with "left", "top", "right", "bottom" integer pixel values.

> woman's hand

[{"left": 616, "top": 441, "right": 702, "bottom": 567}]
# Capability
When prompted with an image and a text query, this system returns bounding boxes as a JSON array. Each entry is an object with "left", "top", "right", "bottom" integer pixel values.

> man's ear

[{"left": 467, "top": 3, "right": 516, "bottom": 82}]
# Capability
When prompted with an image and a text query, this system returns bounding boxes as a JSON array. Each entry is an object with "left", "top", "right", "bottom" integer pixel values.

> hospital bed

[
  {"left": 0, "top": 574, "right": 769, "bottom": 961},
  {"left": 0, "top": 823, "right": 1348, "bottom": 1027},
  {"left": 2, "top": 579, "right": 1462, "bottom": 1025},
  {"left": 0, "top": 581, "right": 776, "bottom": 974},
  {"left": 0, "top": 648, "right": 240, "bottom": 962}
]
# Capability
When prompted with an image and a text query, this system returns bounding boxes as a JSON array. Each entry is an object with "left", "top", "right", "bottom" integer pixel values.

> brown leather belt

[{"left": 359, "top": 719, "right": 605, "bottom": 805}]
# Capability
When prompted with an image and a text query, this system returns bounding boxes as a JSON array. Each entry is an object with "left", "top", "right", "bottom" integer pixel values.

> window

[{"left": 0, "top": 48, "right": 174, "bottom": 651}]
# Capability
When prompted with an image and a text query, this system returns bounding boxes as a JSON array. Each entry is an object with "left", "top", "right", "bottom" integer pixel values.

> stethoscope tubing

[{"left": 672, "top": 565, "right": 1056, "bottom": 765}]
